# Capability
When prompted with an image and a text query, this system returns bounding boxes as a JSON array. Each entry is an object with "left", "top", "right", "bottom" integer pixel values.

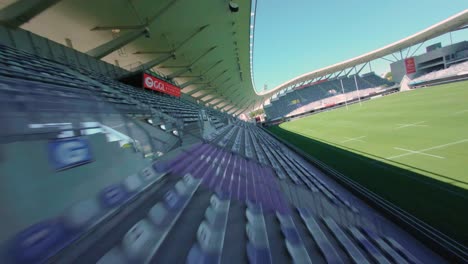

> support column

[
  {"left": 233, "top": 108, "right": 244, "bottom": 116},
  {"left": 204, "top": 96, "right": 219, "bottom": 104},
  {"left": 87, "top": 28, "right": 149, "bottom": 59},
  {"left": 227, "top": 108, "right": 238, "bottom": 115},
  {"left": 186, "top": 86, "right": 205, "bottom": 96},
  {"left": 193, "top": 90, "right": 211, "bottom": 99},
  {"left": 199, "top": 94, "right": 212, "bottom": 101},
  {"left": 87, "top": 0, "right": 180, "bottom": 58},
  {"left": 0, "top": 0, "right": 62, "bottom": 27},
  {"left": 167, "top": 67, "right": 191, "bottom": 79},
  {"left": 137, "top": 52, "right": 175, "bottom": 72},
  {"left": 180, "top": 77, "right": 203, "bottom": 89},
  {"left": 213, "top": 101, "right": 227, "bottom": 108},
  {"left": 224, "top": 105, "right": 236, "bottom": 112}
]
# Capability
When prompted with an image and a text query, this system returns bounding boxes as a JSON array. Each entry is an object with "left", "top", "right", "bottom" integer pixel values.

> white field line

[
  {"left": 395, "top": 121, "right": 427, "bottom": 129},
  {"left": 393, "top": 147, "right": 445, "bottom": 159},
  {"left": 453, "top": 109, "right": 468, "bottom": 115},
  {"left": 387, "top": 139, "right": 468, "bottom": 160},
  {"left": 341, "top": 136, "right": 366, "bottom": 143}
]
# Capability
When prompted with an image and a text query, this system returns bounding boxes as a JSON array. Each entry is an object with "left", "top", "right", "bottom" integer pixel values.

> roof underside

[
  {"left": 3, "top": 0, "right": 262, "bottom": 113},
  {"left": 1, "top": 2, "right": 466, "bottom": 113}
]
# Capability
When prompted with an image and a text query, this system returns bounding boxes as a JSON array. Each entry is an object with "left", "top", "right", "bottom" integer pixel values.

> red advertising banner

[
  {"left": 405, "top": 58, "right": 416, "bottom": 74},
  {"left": 143, "top": 73, "right": 181, "bottom": 97}
]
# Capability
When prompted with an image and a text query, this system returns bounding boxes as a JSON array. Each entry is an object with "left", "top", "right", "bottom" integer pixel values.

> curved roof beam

[
  {"left": 254, "top": 10, "right": 468, "bottom": 97},
  {"left": 0, "top": 0, "right": 62, "bottom": 28}
]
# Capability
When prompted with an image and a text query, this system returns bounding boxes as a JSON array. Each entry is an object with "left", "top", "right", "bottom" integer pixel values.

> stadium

[{"left": 0, "top": 1, "right": 466, "bottom": 264}]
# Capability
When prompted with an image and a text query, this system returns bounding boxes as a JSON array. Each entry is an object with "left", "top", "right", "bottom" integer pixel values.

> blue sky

[{"left": 252, "top": 1, "right": 468, "bottom": 92}]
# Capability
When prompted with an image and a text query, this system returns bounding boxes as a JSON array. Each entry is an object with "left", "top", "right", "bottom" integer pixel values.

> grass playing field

[{"left": 268, "top": 80, "right": 468, "bottom": 245}]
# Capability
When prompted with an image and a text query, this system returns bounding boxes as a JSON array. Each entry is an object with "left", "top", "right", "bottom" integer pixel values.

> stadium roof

[
  {"left": 0, "top": 0, "right": 261, "bottom": 114},
  {"left": 0, "top": 2, "right": 467, "bottom": 114},
  {"left": 259, "top": 9, "right": 468, "bottom": 98}
]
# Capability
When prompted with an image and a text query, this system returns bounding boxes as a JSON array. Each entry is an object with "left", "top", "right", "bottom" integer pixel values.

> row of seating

[
  {"left": 248, "top": 126, "right": 359, "bottom": 213},
  {"left": 187, "top": 194, "right": 231, "bottom": 263},
  {"left": 8, "top": 160, "right": 167, "bottom": 264},
  {"left": 231, "top": 127, "right": 243, "bottom": 153},
  {"left": 98, "top": 143, "right": 216, "bottom": 263},
  {"left": 1, "top": 43, "right": 231, "bottom": 134},
  {"left": 72, "top": 67, "right": 197, "bottom": 124},
  {"left": 0, "top": 44, "right": 203, "bottom": 147},
  {"left": 246, "top": 204, "right": 272, "bottom": 263},
  {"left": 297, "top": 207, "right": 423, "bottom": 264},
  {"left": 217, "top": 125, "right": 239, "bottom": 148},
  {"left": 277, "top": 212, "right": 312, "bottom": 263},
  {"left": 0, "top": 45, "right": 148, "bottom": 116},
  {"left": 205, "top": 124, "right": 233, "bottom": 141},
  {"left": 244, "top": 128, "right": 255, "bottom": 159},
  {"left": 264, "top": 72, "right": 393, "bottom": 120},
  {"left": 8, "top": 135, "right": 425, "bottom": 264}
]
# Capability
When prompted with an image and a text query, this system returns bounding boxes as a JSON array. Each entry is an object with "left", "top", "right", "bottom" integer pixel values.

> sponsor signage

[
  {"left": 48, "top": 137, "right": 92, "bottom": 170},
  {"left": 143, "top": 73, "right": 181, "bottom": 97},
  {"left": 405, "top": 58, "right": 416, "bottom": 74}
]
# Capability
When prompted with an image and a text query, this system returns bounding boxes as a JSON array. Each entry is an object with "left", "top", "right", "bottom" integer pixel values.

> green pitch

[{"left": 268, "top": 80, "right": 468, "bottom": 245}]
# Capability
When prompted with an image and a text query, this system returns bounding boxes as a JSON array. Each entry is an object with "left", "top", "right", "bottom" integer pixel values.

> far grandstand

[
  {"left": 259, "top": 13, "right": 468, "bottom": 252},
  {"left": 264, "top": 72, "right": 396, "bottom": 121},
  {"left": 268, "top": 80, "right": 468, "bottom": 245},
  {"left": 263, "top": 40, "right": 468, "bottom": 124}
]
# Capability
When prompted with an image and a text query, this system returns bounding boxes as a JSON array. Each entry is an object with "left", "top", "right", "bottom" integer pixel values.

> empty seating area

[
  {"left": 410, "top": 60, "right": 468, "bottom": 85},
  {"left": 0, "top": 39, "right": 445, "bottom": 264},
  {"left": 5, "top": 137, "right": 435, "bottom": 263},
  {"left": 0, "top": 44, "right": 149, "bottom": 117},
  {"left": 210, "top": 123, "right": 359, "bottom": 214},
  {"left": 72, "top": 66, "right": 201, "bottom": 125},
  {"left": 264, "top": 72, "right": 393, "bottom": 120}
]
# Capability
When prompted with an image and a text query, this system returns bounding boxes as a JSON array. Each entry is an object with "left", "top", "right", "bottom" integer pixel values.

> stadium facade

[{"left": 391, "top": 41, "right": 468, "bottom": 82}]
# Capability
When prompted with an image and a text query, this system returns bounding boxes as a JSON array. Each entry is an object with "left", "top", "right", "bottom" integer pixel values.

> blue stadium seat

[
  {"left": 276, "top": 212, "right": 312, "bottom": 264},
  {"left": 164, "top": 190, "right": 184, "bottom": 210},
  {"left": 197, "top": 221, "right": 223, "bottom": 252},
  {"left": 122, "top": 219, "right": 156, "bottom": 260},
  {"left": 147, "top": 203, "right": 170, "bottom": 227},
  {"left": 246, "top": 243, "right": 272, "bottom": 264},
  {"left": 99, "top": 184, "right": 129, "bottom": 208},
  {"left": 152, "top": 160, "right": 169, "bottom": 174},
  {"left": 297, "top": 208, "right": 342, "bottom": 263},
  {"left": 62, "top": 199, "right": 101, "bottom": 230},
  {"left": 10, "top": 220, "right": 69, "bottom": 264},
  {"left": 384, "top": 237, "right": 422, "bottom": 264},
  {"left": 348, "top": 227, "right": 391, "bottom": 264},
  {"left": 186, "top": 243, "right": 219, "bottom": 264},
  {"left": 361, "top": 229, "right": 409, "bottom": 264},
  {"left": 245, "top": 205, "right": 272, "bottom": 264},
  {"left": 123, "top": 174, "right": 143, "bottom": 193},
  {"left": 139, "top": 166, "right": 158, "bottom": 183},
  {"left": 97, "top": 247, "right": 128, "bottom": 264},
  {"left": 322, "top": 217, "right": 370, "bottom": 264}
]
